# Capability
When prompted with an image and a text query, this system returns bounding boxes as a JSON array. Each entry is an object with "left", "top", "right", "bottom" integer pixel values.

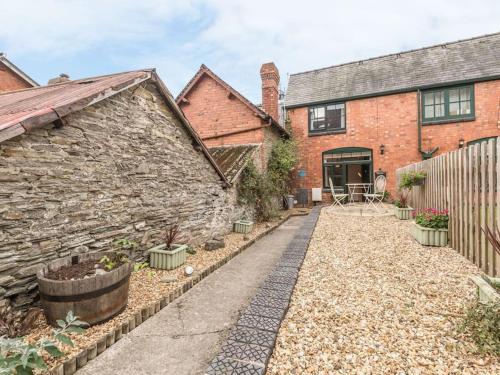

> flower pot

[
  {"left": 394, "top": 206, "right": 414, "bottom": 220},
  {"left": 37, "top": 252, "right": 132, "bottom": 326},
  {"left": 410, "top": 222, "right": 448, "bottom": 246},
  {"left": 148, "top": 244, "right": 187, "bottom": 270},
  {"left": 233, "top": 220, "right": 254, "bottom": 234},
  {"left": 470, "top": 275, "right": 500, "bottom": 303}
]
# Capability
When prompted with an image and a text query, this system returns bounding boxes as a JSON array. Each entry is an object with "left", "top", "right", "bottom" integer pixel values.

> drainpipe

[{"left": 417, "top": 89, "right": 438, "bottom": 160}]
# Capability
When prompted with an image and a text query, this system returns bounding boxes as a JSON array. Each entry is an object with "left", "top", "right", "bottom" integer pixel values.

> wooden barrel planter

[{"left": 37, "top": 252, "right": 133, "bottom": 327}]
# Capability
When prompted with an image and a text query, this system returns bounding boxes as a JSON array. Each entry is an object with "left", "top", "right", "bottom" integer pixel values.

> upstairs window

[
  {"left": 421, "top": 85, "right": 474, "bottom": 123},
  {"left": 309, "top": 103, "right": 345, "bottom": 134}
]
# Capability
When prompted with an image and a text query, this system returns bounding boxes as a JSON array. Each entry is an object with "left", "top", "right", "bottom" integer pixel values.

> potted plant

[
  {"left": 148, "top": 224, "right": 188, "bottom": 270},
  {"left": 394, "top": 189, "right": 413, "bottom": 220},
  {"left": 233, "top": 219, "right": 254, "bottom": 234},
  {"left": 470, "top": 225, "right": 500, "bottom": 303},
  {"left": 37, "top": 252, "right": 132, "bottom": 326},
  {"left": 410, "top": 208, "right": 449, "bottom": 246},
  {"left": 399, "top": 170, "right": 427, "bottom": 190}
]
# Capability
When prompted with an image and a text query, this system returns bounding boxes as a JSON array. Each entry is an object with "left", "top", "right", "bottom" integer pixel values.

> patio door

[{"left": 323, "top": 147, "right": 373, "bottom": 193}]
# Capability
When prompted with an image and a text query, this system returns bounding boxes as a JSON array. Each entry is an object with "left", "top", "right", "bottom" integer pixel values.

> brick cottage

[
  {"left": 0, "top": 70, "right": 246, "bottom": 308},
  {"left": 285, "top": 32, "right": 500, "bottom": 202},
  {"left": 176, "top": 63, "right": 287, "bottom": 172},
  {"left": 0, "top": 53, "right": 38, "bottom": 93}
]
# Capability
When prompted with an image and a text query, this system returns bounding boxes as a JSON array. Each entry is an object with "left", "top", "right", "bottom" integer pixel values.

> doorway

[{"left": 323, "top": 147, "right": 373, "bottom": 197}]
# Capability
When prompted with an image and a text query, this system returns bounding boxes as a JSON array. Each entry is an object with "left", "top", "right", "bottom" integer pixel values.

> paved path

[{"left": 76, "top": 215, "right": 306, "bottom": 375}]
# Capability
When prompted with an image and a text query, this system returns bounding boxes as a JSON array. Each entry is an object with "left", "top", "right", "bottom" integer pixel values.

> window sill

[
  {"left": 308, "top": 130, "right": 346, "bottom": 137},
  {"left": 421, "top": 116, "right": 475, "bottom": 126}
]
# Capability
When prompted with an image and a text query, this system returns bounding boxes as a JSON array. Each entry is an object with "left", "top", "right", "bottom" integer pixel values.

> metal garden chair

[
  {"left": 329, "top": 177, "right": 348, "bottom": 209},
  {"left": 363, "top": 175, "right": 386, "bottom": 212}
]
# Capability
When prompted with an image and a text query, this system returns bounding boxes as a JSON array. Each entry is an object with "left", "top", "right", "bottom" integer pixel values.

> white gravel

[{"left": 267, "top": 208, "right": 499, "bottom": 374}]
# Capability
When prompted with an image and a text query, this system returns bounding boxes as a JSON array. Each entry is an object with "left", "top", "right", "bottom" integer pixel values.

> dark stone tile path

[{"left": 205, "top": 207, "right": 321, "bottom": 375}]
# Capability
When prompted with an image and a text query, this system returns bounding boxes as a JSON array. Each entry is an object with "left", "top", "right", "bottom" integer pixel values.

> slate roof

[
  {"left": 0, "top": 69, "right": 230, "bottom": 186},
  {"left": 0, "top": 53, "right": 39, "bottom": 87},
  {"left": 209, "top": 144, "right": 259, "bottom": 183},
  {"left": 285, "top": 32, "right": 500, "bottom": 108},
  {"left": 177, "top": 64, "right": 288, "bottom": 137}
]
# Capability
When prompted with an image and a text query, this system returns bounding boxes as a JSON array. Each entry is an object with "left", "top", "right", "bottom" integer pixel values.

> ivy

[{"left": 238, "top": 139, "right": 297, "bottom": 221}]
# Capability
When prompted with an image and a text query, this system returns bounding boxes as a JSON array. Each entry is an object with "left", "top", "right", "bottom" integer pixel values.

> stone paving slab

[{"left": 204, "top": 207, "right": 321, "bottom": 375}]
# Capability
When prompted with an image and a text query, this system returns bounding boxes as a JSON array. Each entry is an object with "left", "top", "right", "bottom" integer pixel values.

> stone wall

[{"left": 0, "top": 82, "right": 241, "bottom": 308}]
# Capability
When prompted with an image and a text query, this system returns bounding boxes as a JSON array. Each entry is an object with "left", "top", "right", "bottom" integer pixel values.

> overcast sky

[{"left": 1, "top": 0, "right": 499, "bottom": 102}]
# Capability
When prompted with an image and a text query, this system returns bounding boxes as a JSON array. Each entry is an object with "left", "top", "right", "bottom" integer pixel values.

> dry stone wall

[{"left": 0, "top": 82, "right": 244, "bottom": 308}]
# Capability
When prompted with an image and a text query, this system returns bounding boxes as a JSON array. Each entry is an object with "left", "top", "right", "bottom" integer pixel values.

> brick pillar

[{"left": 260, "top": 62, "right": 280, "bottom": 122}]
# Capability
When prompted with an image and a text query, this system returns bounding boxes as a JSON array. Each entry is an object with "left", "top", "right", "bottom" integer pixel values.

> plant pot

[
  {"left": 394, "top": 206, "right": 414, "bottom": 220},
  {"left": 37, "top": 252, "right": 133, "bottom": 327},
  {"left": 412, "top": 178, "right": 425, "bottom": 186},
  {"left": 410, "top": 222, "right": 448, "bottom": 246},
  {"left": 470, "top": 275, "right": 500, "bottom": 303},
  {"left": 148, "top": 244, "right": 187, "bottom": 270},
  {"left": 233, "top": 220, "right": 254, "bottom": 234}
]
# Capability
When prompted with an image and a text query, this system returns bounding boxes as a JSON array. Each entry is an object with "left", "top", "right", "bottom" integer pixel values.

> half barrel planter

[
  {"left": 148, "top": 244, "right": 187, "bottom": 270},
  {"left": 410, "top": 222, "right": 448, "bottom": 246},
  {"left": 470, "top": 275, "right": 500, "bottom": 303},
  {"left": 233, "top": 220, "right": 254, "bottom": 234},
  {"left": 394, "top": 206, "right": 414, "bottom": 220},
  {"left": 37, "top": 252, "right": 133, "bottom": 327}
]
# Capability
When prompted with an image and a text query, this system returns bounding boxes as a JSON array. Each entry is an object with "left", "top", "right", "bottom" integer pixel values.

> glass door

[{"left": 324, "top": 163, "right": 346, "bottom": 192}]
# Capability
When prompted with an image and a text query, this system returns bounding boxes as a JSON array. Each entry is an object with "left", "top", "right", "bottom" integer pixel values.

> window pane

[
  {"left": 325, "top": 107, "right": 343, "bottom": 130},
  {"left": 424, "top": 92, "right": 434, "bottom": 105},
  {"left": 460, "top": 87, "right": 471, "bottom": 101},
  {"left": 435, "top": 91, "right": 444, "bottom": 104},
  {"left": 424, "top": 106, "right": 434, "bottom": 118},
  {"left": 435, "top": 104, "right": 445, "bottom": 117},
  {"left": 449, "top": 89, "right": 459, "bottom": 103},
  {"left": 449, "top": 102, "right": 460, "bottom": 116},
  {"left": 461, "top": 101, "right": 471, "bottom": 115}
]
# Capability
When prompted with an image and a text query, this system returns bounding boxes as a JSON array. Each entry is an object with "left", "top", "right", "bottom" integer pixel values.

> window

[
  {"left": 309, "top": 102, "right": 345, "bottom": 134},
  {"left": 421, "top": 85, "right": 474, "bottom": 123}
]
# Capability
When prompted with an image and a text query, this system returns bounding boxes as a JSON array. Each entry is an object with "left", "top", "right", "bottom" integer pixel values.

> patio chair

[
  {"left": 363, "top": 175, "right": 386, "bottom": 212},
  {"left": 328, "top": 178, "right": 348, "bottom": 209}
]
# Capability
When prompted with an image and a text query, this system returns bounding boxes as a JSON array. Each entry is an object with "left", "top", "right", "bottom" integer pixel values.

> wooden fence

[{"left": 396, "top": 137, "right": 500, "bottom": 277}]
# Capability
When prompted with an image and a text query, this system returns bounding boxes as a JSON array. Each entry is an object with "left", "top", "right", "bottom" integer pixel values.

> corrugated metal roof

[
  {"left": 209, "top": 144, "right": 259, "bottom": 183},
  {"left": 285, "top": 32, "right": 500, "bottom": 107}
]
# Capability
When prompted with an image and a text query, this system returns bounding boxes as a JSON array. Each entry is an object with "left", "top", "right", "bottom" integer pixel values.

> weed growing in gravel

[{"left": 461, "top": 301, "right": 500, "bottom": 355}]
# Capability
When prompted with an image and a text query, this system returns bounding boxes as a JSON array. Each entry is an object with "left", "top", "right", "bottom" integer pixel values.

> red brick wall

[
  {"left": 180, "top": 74, "right": 269, "bottom": 168},
  {"left": 0, "top": 62, "right": 32, "bottom": 93},
  {"left": 289, "top": 80, "right": 500, "bottom": 202}
]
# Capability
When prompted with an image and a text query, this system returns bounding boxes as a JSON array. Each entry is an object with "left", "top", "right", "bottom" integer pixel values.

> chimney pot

[{"left": 260, "top": 62, "right": 280, "bottom": 122}]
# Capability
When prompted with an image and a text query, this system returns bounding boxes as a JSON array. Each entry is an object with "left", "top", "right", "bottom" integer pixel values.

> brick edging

[
  {"left": 205, "top": 207, "right": 322, "bottom": 374},
  {"left": 49, "top": 211, "right": 305, "bottom": 375}
]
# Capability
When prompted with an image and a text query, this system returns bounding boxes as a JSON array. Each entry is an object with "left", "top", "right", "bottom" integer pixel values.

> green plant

[
  {"left": 133, "top": 262, "right": 149, "bottom": 272},
  {"left": 99, "top": 252, "right": 129, "bottom": 271},
  {"left": 399, "top": 171, "right": 427, "bottom": 190},
  {"left": 414, "top": 208, "right": 449, "bottom": 229},
  {"left": 115, "top": 239, "right": 138, "bottom": 250},
  {"left": 186, "top": 246, "right": 196, "bottom": 255},
  {"left": 0, "top": 311, "right": 87, "bottom": 375},
  {"left": 461, "top": 301, "right": 500, "bottom": 355},
  {"left": 238, "top": 139, "right": 297, "bottom": 221}
]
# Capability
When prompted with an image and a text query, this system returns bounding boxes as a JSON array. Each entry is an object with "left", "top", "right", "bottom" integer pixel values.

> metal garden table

[{"left": 346, "top": 183, "right": 373, "bottom": 203}]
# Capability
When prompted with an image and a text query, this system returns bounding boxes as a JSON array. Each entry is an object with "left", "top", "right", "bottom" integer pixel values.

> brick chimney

[{"left": 260, "top": 62, "right": 280, "bottom": 122}]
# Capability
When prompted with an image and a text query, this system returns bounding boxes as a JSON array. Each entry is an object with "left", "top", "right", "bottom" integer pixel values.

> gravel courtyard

[{"left": 267, "top": 208, "right": 500, "bottom": 374}]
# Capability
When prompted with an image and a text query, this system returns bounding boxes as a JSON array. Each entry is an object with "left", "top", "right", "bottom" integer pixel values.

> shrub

[
  {"left": 238, "top": 139, "right": 297, "bottom": 221},
  {"left": 164, "top": 224, "right": 181, "bottom": 250},
  {"left": 461, "top": 301, "right": 500, "bottom": 355},
  {"left": 394, "top": 189, "right": 409, "bottom": 208},
  {"left": 414, "top": 208, "right": 449, "bottom": 229},
  {"left": 399, "top": 171, "right": 427, "bottom": 190},
  {"left": 0, "top": 311, "right": 87, "bottom": 374}
]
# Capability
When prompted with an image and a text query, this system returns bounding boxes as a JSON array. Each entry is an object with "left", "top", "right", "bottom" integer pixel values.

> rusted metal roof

[
  {"left": 0, "top": 69, "right": 230, "bottom": 186},
  {"left": 209, "top": 144, "right": 259, "bottom": 183}
]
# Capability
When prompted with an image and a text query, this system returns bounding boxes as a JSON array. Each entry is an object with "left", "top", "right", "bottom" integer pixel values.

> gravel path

[{"left": 267, "top": 208, "right": 500, "bottom": 374}]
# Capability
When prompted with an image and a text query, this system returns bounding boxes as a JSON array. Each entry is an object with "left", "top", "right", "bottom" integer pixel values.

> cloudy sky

[{"left": 1, "top": 0, "right": 499, "bottom": 102}]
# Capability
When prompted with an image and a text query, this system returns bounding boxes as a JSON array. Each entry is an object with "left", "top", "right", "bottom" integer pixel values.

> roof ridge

[{"left": 289, "top": 31, "right": 500, "bottom": 77}]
